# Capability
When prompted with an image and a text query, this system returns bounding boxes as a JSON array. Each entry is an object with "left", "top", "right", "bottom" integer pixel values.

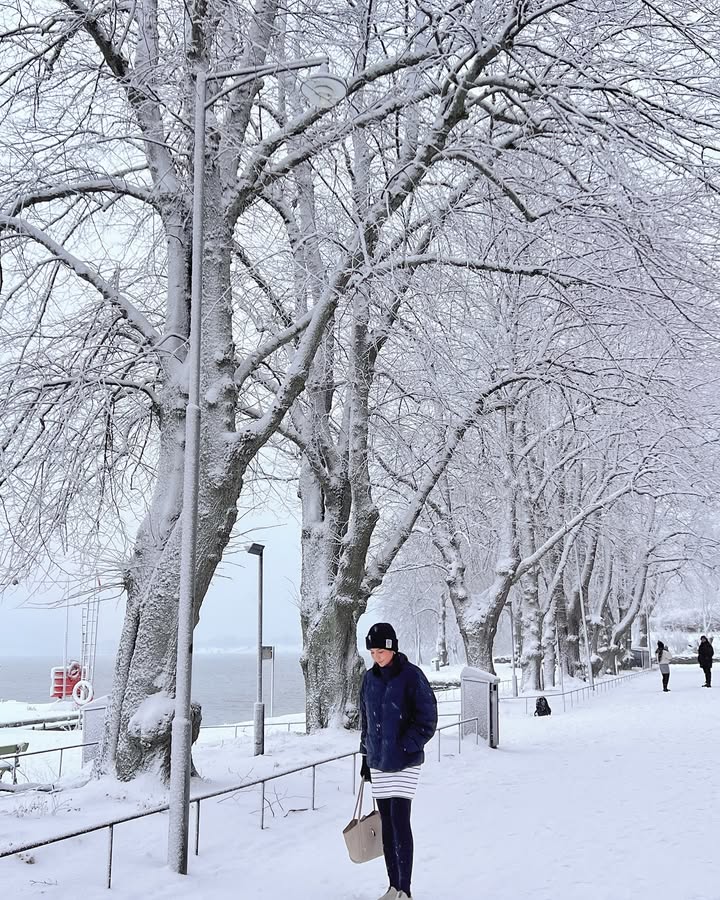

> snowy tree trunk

[
  {"left": 301, "top": 599, "right": 366, "bottom": 730},
  {"left": 437, "top": 594, "right": 449, "bottom": 666},
  {"left": 440, "top": 478, "right": 519, "bottom": 674},
  {"left": 453, "top": 574, "right": 514, "bottom": 673},
  {"left": 519, "top": 570, "right": 543, "bottom": 691},
  {"left": 298, "top": 459, "right": 367, "bottom": 729},
  {"left": 555, "top": 588, "right": 571, "bottom": 679},
  {"left": 542, "top": 608, "right": 557, "bottom": 689},
  {"left": 565, "top": 603, "right": 582, "bottom": 675},
  {"left": 101, "top": 208, "right": 242, "bottom": 780}
]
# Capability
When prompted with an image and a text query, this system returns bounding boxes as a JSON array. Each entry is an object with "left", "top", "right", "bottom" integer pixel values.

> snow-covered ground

[{"left": 0, "top": 665, "right": 716, "bottom": 899}]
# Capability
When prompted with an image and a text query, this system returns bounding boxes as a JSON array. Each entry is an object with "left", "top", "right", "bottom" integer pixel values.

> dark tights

[{"left": 377, "top": 797, "right": 413, "bottom": 896}]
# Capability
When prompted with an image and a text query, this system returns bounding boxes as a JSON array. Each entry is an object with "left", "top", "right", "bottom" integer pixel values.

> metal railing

[
  {"left": 0, "top": 713, "right": 80, "bottom": 730},
  {"left": 0, "top": 741, "right": 98, "bottom": 781},
  {"left": 500, "top": 668, "right": 648, "bottom": 714},
  {"left": 1, "top": 708, "right": 465, "bottom": 785},
  {"left": 0, "top": 717, "right": 481, "bottom": 889},
  {"left": 435, "top": 716, "right": 479, "bottom": 760},
  {"left": 199, "top": 719, "right": 305, "bottom": 738}
]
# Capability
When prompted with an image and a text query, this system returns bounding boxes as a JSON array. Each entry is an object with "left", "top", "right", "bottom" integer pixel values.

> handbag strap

[{"left": 353, "top": 776, "right": 378, "bottom": 819}]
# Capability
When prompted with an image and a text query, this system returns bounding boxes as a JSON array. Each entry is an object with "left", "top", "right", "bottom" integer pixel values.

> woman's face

[{"left": 370, "top": 648, "right": 395, "bottom": 667}]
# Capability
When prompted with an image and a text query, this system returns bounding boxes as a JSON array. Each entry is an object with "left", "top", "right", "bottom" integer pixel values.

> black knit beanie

[{"left": 365, "top": 622, "right": 398, "bottom": 653}]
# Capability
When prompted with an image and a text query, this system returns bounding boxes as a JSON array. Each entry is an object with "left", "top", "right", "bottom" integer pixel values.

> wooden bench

[{"left": 0, "top": 743, "right": 29, "bottom": 785}]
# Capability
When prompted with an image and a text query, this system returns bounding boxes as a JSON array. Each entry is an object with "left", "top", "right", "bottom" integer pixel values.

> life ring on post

[
  {"left": 67, "top": 661, "right": 82, "bottom": 680},
  {"left": 72, "top": 679, "right": 94, "bottom": 705}
]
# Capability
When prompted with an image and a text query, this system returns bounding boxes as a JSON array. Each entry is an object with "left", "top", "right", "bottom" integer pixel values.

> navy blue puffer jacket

[{"left": 360, "top": 652, "right": 438, "bottom": 772}]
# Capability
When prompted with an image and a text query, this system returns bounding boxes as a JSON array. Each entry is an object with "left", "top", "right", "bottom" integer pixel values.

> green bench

[{"left": 0, "top": 743, "right": 29, "bottom": 785}]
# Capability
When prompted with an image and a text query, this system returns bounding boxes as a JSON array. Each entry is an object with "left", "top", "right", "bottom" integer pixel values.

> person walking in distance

[
  {"left": 698, "top": 635, "right": 714, "bottom": 687},
  {"left": 360, "top": 623, "right": 438, "bottom": 900},
  {"left": 656, "top": 641, "right": 672, "bottom": 691}
]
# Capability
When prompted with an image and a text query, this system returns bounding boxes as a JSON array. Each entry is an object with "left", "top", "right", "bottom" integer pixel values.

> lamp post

[
  {"left": 506, "top": 601, "right": 519, "bottom": 697},
  {"left": 247, "top": 542, "right": 265, "bottom": 756},
  {"left": 167, "top": 58, "right": 346, "bottom": 876}
]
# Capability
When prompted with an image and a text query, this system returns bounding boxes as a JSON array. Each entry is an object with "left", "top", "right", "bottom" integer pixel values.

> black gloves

[{"left": 360, "top": 756, "right": 371, "bottom": 782}]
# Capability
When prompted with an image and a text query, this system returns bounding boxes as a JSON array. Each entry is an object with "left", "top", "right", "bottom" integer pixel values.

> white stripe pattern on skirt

[{"left": 370, "top": 765, "right": 421, "bottom": 800}]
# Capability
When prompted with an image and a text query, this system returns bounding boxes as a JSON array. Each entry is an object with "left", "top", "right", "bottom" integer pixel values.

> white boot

[
  {"left": 396, "top": 892, "right": 412, "bottom": 899},
  {"left": 377, "top": 890, "right": 398, "bottom": 900}
]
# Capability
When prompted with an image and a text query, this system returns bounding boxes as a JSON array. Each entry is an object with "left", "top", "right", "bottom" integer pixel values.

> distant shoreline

[{"left": 0, "top": 646, "right": 303, "bottom": 660}]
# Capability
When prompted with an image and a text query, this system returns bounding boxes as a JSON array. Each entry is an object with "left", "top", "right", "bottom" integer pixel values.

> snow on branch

[
  {"left": 0, "top": 215, "right": 160, "bottom": 349},
  {"left": 363, "top": 371, "right": 532, "bottom": 595},
  {"left": 60, "top": 0, "right": 179, "bottom": 195},
  {"left": 6, "top": 178, "right": 157, "bottom": 216},
  {"left": 233, "top": 310, "right": 314, "bottom": 392}
]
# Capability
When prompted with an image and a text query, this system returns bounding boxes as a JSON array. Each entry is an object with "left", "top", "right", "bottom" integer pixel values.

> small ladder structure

[{"left": 80, "top": 592, "right": 100, "bottom": 696}]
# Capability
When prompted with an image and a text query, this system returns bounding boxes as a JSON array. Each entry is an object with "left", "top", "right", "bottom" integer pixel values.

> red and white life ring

[
  {"left": 72, "top": 679, "right": 94, "bottom": 705},
  {"left": 67, "top": 661, "right": 82, "bottom": 680}
]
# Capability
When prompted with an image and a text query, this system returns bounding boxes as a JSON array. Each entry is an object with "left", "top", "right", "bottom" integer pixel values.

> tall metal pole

[
  {"left": 507, "top": 602, "right": 518, "bottom": 697},
  {"left": 165, "top": 55, "right": 342, "bottom": 876},
  {"left": 254, "top": 547, "right": 265, "bottom": 755},
  {"left": 168, "top": 69, "right": 206, "bottom": 876}
]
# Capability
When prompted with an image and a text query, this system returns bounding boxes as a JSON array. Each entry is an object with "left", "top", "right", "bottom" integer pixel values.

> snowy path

[{"left": 1, "top": 665, "right": 717, "bottom": 899}]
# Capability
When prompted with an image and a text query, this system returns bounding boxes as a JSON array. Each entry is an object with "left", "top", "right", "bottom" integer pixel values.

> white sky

[{"left": 0, "top": 510, "right": 305, "bottom": 659}]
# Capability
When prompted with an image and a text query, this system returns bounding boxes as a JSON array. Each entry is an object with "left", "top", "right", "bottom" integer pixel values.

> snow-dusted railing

[
  {"left": 199, "top": 720, "right": 306, "bottom": 738},
  {"left": 0, "top": 741, "right": 97, "bottom": 781},
  {"left": 0, "top": 712, "right": 80, "bottom": 729},
  {"left": 501, "top": 668, "right": 648, "bottom": 714},
  {"left": 435, "top": 716, "right": 480, "bottom": 760},
  {"left": 0, "top": 749, "right": 360, "bottom": 888},
  {"left": 0, "top": 718, "right": 483, "bottom": 888},
  {"left": 3, "top": 711, "right": 463, "bottom": 782}
]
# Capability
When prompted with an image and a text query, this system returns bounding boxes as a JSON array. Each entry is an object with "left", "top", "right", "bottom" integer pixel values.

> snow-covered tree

[
  {"left": 2, "top": 0, "right": 720, "bottom": 776},
  {"left": 1, "top": 0, "right": 546, "bottom": 775}
]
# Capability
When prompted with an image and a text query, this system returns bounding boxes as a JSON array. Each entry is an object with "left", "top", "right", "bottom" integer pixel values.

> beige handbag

[{"left": 342, "top": 779, "right": 383, "bottom": 863}]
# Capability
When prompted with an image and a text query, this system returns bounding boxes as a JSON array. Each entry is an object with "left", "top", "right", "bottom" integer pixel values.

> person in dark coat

[
  {"left": 360, "top": 623, "right": 438, "bottom": 900},
  {"left": 656, "top": 641, "right": 672, "bottom": 691},
  {"left": 698, "top": 635, "right": 714, "bottom": 687}
]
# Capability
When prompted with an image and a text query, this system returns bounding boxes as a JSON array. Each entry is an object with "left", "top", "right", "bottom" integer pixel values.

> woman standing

[
  {"left": 698, "top": 635, "right": 714, "bottom": 687},
  {"left": 360, "top": 623, "right": 438, "bottom": 900},
  {"left": 656, "top": 641, "right": 672, "bottom": 691}
]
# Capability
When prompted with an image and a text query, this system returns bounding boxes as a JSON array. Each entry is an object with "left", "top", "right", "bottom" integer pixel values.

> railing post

[
  {"left": 58, "top": 748, "right": 64, "bottom": 780},
  {"left": 106, "top": 824, "right": 114, "bottom": 889},
  {"left": 194, "top": 800, "right": 200, "bottom": 856},
  {"left": 260, "top": 782, "right": 266, "bottom": 830},
  {"left": 311, "top": 765, "right": 316, "bottom": 810},
  {"left": 458, "top": 720, "right": 462, "bottom": 754}
]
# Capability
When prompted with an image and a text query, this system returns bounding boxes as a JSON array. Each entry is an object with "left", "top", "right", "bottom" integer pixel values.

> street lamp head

[
  {"left": 300, "top": 72, "right": 347, "bottom": 108},
  {"left": 247, "top": 542, "right": 265, "bottom": 556}
]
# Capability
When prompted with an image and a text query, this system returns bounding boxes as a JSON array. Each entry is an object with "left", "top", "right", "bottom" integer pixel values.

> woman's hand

[{"left": 360, "top": 756, "right": 372, "bottom": 782}]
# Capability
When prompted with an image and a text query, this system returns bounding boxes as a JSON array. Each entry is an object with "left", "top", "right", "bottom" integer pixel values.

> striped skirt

[{"left": 370, "top": 765, "right": 421, "bottom": 800}]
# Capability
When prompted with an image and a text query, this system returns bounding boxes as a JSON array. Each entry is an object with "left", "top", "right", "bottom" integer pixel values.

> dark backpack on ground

[{"left": 534, "top": 696, "right": 552, "bottom": 717}]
